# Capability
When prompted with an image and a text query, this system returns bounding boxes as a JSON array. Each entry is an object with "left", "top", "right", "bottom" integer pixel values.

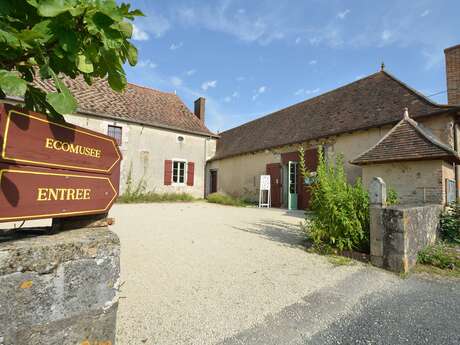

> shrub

[
  {"left": 207, "top": 193, "right": 249, "bottom": 207},
  {"left": 386, "top": 187, "right": 400, "bottom": 206},
  {"left": 305, "top": 147, "right": 369, "bottom": 252},
  {"left": 440, "top": 203, "right": 460, "bottom": 243},
  {"left": 418, "top": 242, "right": 459, "bottom": 269}
]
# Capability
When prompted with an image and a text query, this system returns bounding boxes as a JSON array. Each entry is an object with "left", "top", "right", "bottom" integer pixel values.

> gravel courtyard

[{"left": 111, "top": 202, "right": 460, "bottom": 345}]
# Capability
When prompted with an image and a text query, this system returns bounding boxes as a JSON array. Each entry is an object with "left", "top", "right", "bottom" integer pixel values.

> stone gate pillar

[{"left": 369, "top": 177, "right": 386, "bottom": 268}]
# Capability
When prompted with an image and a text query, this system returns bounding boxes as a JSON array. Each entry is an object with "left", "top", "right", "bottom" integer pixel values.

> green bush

[
  {"left": 207, "top": 193, "right": 249, "bottom": 207},
  {"left": 440, "top": 203, "right": 460, "bottom": 243},
  {"left": 306, "top": 147, "right": 369, "bottom": 252},
  {"left": 418, "top": 242, "right": 459, "bottom": 269},
  {"left": 386, "top": 187, "right": 400, "bottom": 206}
]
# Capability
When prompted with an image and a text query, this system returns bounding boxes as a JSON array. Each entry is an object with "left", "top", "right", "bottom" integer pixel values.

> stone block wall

[
  {"left": 445, "top": 44, "right": 460, "bottom": 105},
  {"left": 371, "top": 204, "right": 442, "bottom": 273},
  {"left": 0, "top": 227, "right": 120, "bottom": 345}
]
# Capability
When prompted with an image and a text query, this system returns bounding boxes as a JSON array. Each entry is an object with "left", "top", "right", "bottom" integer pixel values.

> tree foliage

[{"left": 0, "top": 0, "right": 143, "bottom": 119}]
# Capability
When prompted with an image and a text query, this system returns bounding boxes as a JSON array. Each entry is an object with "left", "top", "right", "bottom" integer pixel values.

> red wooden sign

[
  {"left": 0, "top": 104, "right": 121, "bottom": 174},
  {"left": 0, "top": 104, "right": 122, "bottom": 222}
]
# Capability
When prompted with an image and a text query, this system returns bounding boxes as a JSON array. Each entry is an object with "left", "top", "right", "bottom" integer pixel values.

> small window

[
  {"left": 172, "top": 160, "right": 186, "bottom": 184},
  {"left": 108, "top": 125, "right": 122, "bottom": 145}
]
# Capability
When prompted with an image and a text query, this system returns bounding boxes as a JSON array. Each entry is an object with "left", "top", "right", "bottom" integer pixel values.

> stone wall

[
  {"left": 0, "top": 227, "right": 120, "bottom": 345},
  {"left": 369, "top": 177, "right": 442, "bottom": 273}
]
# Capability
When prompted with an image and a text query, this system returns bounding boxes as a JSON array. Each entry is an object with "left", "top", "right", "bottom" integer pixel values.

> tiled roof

[
  {"left": 351, "top": 110, "right": 460, "bottom": 165},
  {"left": 32, "top": 76, "right": 216, "bottom": 137},
  {"left": 213, "top": 71, "right": 458, "bottom": 160}
]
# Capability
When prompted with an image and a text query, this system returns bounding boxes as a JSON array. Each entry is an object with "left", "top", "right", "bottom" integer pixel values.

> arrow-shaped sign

[
  {"left": 0, "top": 104, "right": 121, "bottom": 174},
  {"left": 0, "top": 165, "right": 117, "bottom": 222}
]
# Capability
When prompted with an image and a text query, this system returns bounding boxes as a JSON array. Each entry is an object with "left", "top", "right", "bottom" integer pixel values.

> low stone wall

[
  {"left": 0, "top": 227, "right": 120, "bottom": 345},
  {"left": 369, "top": 176, "right": 442, "bottom": 273}
]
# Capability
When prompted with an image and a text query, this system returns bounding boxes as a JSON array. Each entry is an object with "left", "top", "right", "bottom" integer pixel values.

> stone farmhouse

[
  {"left": 5, "top": 78, "right": 218, "bottom": 198},
  {"left": 207, "top": 44, "right": 460, "bottom": 209}
]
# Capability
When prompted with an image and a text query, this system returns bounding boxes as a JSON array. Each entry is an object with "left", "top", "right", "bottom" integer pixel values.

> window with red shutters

[
  {"left": 187, "top": 162, "right": 195, "bottom": 186},
  {"left": 164, "top": 160, "right": 172, "bottom": 185}
]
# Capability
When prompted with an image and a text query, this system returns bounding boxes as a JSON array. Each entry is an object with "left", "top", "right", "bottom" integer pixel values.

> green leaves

[
  {"left": 28, "top": 0, "right": 76, "bottom": 17},
  {"left": 76, "top": 54, "right": 94, "bottom": 73},
  {"left": 44, "top": 70, "right": 77, "bottom": 114},
  {"left": 0, "top": 70, "right": 27, "bottom": 96},
  {"left": 0, "top": 0, "right": 142, "bottom": 118}
]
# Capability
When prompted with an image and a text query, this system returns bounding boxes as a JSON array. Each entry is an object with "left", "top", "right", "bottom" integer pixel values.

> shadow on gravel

[{"left": 232, "top": 220, "right": 306, "bottom": 248}]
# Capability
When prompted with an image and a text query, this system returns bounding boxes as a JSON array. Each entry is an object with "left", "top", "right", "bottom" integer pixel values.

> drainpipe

[{"left": 455, "top": 121, "right": 460, "bottom": 201}]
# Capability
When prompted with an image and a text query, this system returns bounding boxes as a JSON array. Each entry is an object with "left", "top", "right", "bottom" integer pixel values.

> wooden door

[
  {"left": 210, "top": 170, "right": 218, "bottom": 194},
  {"left": 266, "top": 163, "right": 282, "bottom": 207}
]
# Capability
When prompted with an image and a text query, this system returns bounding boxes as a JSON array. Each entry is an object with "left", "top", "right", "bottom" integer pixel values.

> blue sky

[{"left": 125, "top": 0, "right": 460, "bottom": 133}]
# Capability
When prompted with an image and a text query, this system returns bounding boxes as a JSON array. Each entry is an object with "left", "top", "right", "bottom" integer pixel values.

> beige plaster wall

[
  {"left": 65, "top": 113, "right": 216, "bottom": 198},
  {"left": 208, "top": 113, "right": 457, "bottom": 204},
  {"left": 362, "top": 160, "right": 455, "bottom": 205}
]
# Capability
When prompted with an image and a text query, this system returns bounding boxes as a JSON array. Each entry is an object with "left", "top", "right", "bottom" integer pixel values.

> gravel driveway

[{"left": 110, "top": 202, "right": 460, "bottom": 345}]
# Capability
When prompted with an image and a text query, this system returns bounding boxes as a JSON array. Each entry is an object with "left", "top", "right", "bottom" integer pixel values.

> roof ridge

[
  {"left": 220, "top": 71, "right": 384, "bottom": 135},
  {"left": 380, "top": 70, "right": 454, "bottom": 109},
  {"left": 351, "top": 110, "right": 460, "bottom": 164}
]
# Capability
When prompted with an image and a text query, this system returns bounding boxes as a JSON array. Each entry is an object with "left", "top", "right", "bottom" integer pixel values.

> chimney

[
  {"left": 194, "top": 97, "right": 206, "bottom": 123},
  {"left": 445, "top": 44, "right": 460, "bottom": 105}
]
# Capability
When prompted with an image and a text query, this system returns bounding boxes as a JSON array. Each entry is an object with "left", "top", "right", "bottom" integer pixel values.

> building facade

[{"left": 207, "top": 45, "right": 460, "bottom": 208}]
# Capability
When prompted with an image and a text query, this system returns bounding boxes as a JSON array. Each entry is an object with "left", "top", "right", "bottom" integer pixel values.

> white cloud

[
  {"left": 295, "top": 37, "right": 301, "bottom": 44},
  {"left": 132, "top": 24, "right": 149, "bottom": 41},
  {"left": 201, "top": 80, "right": 217, "bottom": 91},
  {"left": 176, "top": 4, "right": 285, "bottom": 45},
  {"left": 223, "top": 91, "right": 240, "bottom": 103},
  {"left": 236, "top": 76, "right": 246, "bottom": 82},
  {"left": 421, "top": 10, "right": 431, "bottom": 17},
  {"left": 137, "top": 59, "right": 157, "bottom": 69},
  {"left": 294, "top": 88, "right": 320, "bottom": 97},
  {"left": 134, "top": 11, "right": 170, "bottom": 39},
  {"left": 337, "top": 9, "right": 351, "bottom": 20},
  {"left": 171, "top": 76, "right": 183, "bottom": 87},
  {"left": 381, "top": 30, "right": 393, "bottom": 42},
  {"left": 252, "top": 86, "right": 267, "bottom": 100},
  {"left": 170, "top": 42, "right": 184, "bottom": 51},
  {"left": 309, "top": 60, "right": 317, "bottom": 65},
  {"left": 186, "top": 69, "right": 196, "bottom": 76}
]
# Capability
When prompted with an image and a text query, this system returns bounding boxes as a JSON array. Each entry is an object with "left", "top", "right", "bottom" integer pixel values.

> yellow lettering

[
  {"left": 53, "top": 140, "right": 62, "bottom": 150},
  {"left": 45, "top": 138, "right": 53, "bottom": 149},
  {"left": 83, "top": 189, "right": 91, "bottom": 200},
  {"left": 76, "top": 189, "right": 84, "bottom": 200},
  {"left": 67, "top": 189, "right": 76, "bottom": 200},
  {"left": 44, "top": 138, "right": 101, "bottom": 159},
  {"left": 49, "top": 188, "right": 58, "bottom": 201},
  {"left": 37, "top": 188, "right": 48, "bottom": 201}
]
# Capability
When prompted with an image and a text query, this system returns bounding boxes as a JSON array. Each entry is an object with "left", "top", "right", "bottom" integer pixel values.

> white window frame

[{"left": 172, "top": 159, "right": 188, "bottom": 186}]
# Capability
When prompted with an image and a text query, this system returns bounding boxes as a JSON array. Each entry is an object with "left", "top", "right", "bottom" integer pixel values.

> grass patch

[
  {"left": 416, "top": 242, "right": 460, "bottom": 278},
  {"left": 327, "top": 255, "right": 354, "bottom": 266},
  {"left": 117, "top": 192, "right": 195, "bottom": 204},
  {"left": 206, "top": 193, "right": 250, "bottom": 207}
]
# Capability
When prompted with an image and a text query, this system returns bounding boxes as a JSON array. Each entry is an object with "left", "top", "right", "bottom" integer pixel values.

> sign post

[
  {"left": 259, "top": 175, "right": 271, "bottom": 208},
  {"left": 0, "top": 104, "right": 121, "bottom": 227}
]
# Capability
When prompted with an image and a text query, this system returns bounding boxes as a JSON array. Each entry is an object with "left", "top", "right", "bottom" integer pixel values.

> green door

[{"left": 288, "top": 161, "right": 298, "bottom": 210}]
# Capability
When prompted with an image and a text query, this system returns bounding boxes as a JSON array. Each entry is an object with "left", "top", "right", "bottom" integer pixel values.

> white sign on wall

[{"left": 259, "top": 175, "right": 271, "bottom": 208}]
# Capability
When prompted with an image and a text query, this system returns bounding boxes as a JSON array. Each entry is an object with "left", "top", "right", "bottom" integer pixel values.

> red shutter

[
  {"left": 187, "top": 162, "right": 195, "bottom": 186},
  {"left": 164, "top": 160, "right": 172, "bottom": 185}
]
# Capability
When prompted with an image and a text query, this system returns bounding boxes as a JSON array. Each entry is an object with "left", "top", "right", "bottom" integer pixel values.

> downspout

[{"left": 455, "top": 120, "right": 460, "bottom": 201}]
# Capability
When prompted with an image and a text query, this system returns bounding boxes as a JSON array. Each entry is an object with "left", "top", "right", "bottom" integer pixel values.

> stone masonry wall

[
  {"left": 0, "top": 227, "right": 120, "bottom": 345},
  {"left": 380, "top": 205, "right": 441, "bottom": 272},
  {"left": 445, "top": 44, "right": 460, "bottom": 105}
]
